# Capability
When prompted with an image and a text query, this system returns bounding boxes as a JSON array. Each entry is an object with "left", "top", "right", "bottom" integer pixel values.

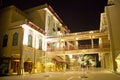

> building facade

[
  {"left": 0, "top": 4, "right": 70, "bottom": 75},
  {"left": 100, "top": 0, "right": 120, "bottom": 73},
  {"left": 0, "top": 0, "right": 120, "bottom": 75}
]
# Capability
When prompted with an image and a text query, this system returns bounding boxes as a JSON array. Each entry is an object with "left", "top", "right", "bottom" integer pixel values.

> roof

[
  {"left": 25, "top": 20, "right": 46, "bottom": 35},
  {"left": 25, "top": 4, "right": 64, "bottom": 24},
  {"left": 24, "top": 3, "right": 70, "bottom": 32},
  {"left": 52, "top": 56, "right": 66, "bottom": 63},
  {"left": 0, "top": 5, "right": 45, "bottom": 35}
]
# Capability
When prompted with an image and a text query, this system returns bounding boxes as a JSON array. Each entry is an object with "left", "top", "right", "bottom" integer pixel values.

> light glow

[
  {"left": 21, "top": 24, "right": 45, "bottom": 49},
  {"left": 61, "top": 39, "right": 64, "bottom": 42},
  {"left": 89, "top": 31, "right": 94, "bottom": 34},
  {"left": 69, "top": 54, "right": 73, "bottom": 58},
  {"left": 22, "top": 24, "right": 29, "bottom": 45},
  {"left": 75, "top": 37, "right": 79, "bottom": 40}
]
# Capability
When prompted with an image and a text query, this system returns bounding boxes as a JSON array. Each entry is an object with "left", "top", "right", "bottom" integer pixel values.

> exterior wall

[
  {"left": 24, "top": 4, "right": 68, "bottom": 36},
  {"left": 25, "top": 9, "right": 46, "bottom": 30},
  {"left": 0, "top": 6, "right": 12, "bottom": 34},
  {"left": 0, "top": 6, "right": 27, "bottom": 75},
  {"left": 99, "top": 13, "right": 110, "bottom": 46},
  {"left": 44, "top": 8, "right": 65, "bottom": 36},
  {"left": 0, "top": 6, "right": 26, "bottom": 54},
  {"left": 0, "top": 6, "right": 26, "bottom": 57},
  {"left": 105, "top": 0, "right": 120, "bottom": 72},
  {"left": 0, "top": 7, "right": 12, "bottom": 50},
  {"left": 22, "top": 46, "right": 45, "bottom": 73},
  {"left": 99, "top": 12, "right": 111, "bottom": 70},
  {"left": 106, "top": 4, "right": 120, "bottom": 51},
  {"left": 1, "top": 27, "right": 23, "bottom": 57},
  {"left": 21, "top": 23, "right": 46, "bottom": 74}
]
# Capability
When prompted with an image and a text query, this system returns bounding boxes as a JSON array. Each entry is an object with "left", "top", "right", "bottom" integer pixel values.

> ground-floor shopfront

[{"left": 1, "top": 51, "right": 120, "bottom": 76}]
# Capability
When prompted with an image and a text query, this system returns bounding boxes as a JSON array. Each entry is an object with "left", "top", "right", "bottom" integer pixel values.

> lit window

[
  {"left": 48, "top": 16, "right": 50, "bottom": 27},
  {"left": 12, "top": 32, "right": 18, "bottom": 46},
  {"left": 2, "top": 34, "right": 8, "bottom": 47},
  {"left": 28, "top": 34, "right": 33, "bottom": 47}
]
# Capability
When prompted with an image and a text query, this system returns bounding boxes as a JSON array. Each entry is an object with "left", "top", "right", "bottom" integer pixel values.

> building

[
  {"left": 0, "top": 4, "right": 70, "bottom": 75},
  {"left": 0, "top": 0, "right": 120, "bottom": 76},
  {"left": 100, "top": 0, "right": 120, "bottom": 73}
]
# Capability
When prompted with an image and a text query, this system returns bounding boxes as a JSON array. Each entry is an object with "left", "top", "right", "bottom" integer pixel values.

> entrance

[
  {"left": 24, "top": 58, "right": 33, "bottom": 73},
  {"left": 11, "top": 60, "right": 20, "bottom": 73}
]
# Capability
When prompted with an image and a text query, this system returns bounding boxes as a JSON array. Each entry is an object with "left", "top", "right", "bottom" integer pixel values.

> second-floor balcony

[{"left": 46, "top": 43, "right": 110, "bottom": 52}]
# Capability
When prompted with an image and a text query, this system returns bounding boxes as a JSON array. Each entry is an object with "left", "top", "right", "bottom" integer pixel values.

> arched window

[
  {"left": 2, "top": 34, "right": 8, "bottom": 47},
  {"left": 12, "top": 32, "right": 18, "bottom": 46},
  {"left": 28, "top": 34, "right": 33, "bottom": 47}
]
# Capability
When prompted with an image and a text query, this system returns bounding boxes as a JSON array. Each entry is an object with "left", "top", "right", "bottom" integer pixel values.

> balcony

[{"left": 46, "top": 43, "right": 110, "bottom": 52}]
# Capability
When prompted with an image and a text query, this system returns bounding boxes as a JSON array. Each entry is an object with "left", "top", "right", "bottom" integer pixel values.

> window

[
  {"left": 28, "top": 34, "right": 33, "bottom": 47},
  {"left": 57, "top": 27, "right": 60, "bottom": 31},
  {"left": 48, "top": 16, "right": 50, "bottom": 27},
  {"left": 2, "top": 34, "right": 8, "bottom": 47},
  {"left": 47, "top": 16, "right": 51, "bottom": 35},
  {"left": 12, "top": 32, "right": 18, "bottom": 46},
  {"left": 47, "top": 27, "right": 51, "bottom": 36},
  {"left": 52, "top": 22, "right": 57, "bottom": 35},
  {"left": 39, "top": 39, "right": 42, "bottom": 50},
  {"left": 53, "top": 22, "right": 56, "bottom": 32}
]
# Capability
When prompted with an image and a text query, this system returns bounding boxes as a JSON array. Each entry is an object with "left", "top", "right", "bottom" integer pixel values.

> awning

[
  {"left": 52, "top": 56, "right": 65, "bottom": 63},
  {"left": 25, "top": 58, "right": 32, "bottom": 62}
]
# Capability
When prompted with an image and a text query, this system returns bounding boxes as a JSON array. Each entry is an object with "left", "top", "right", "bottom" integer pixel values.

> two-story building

[{"left": 0, "top": 4, "right": 70, "bottom": 75}]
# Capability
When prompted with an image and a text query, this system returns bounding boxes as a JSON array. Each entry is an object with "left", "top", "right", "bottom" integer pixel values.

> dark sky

[{"left": 0, "top": 0, "right": 108, "bottom": 32}]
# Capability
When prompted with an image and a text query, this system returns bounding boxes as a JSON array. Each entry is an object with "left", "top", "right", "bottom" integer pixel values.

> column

[
  {"left": 19, "top": 28, "right": 24, "bottom": 75},
  {"left": 33, "top": 33, "right": 37, "bottom": 73},
  {"left": 75, "top": 40, "right": 78, "bottom": 49},
  {"left": 67, "top": 41, "right": 70, "bottom": 50},
  {"left": 111, "top": 50, "right": 118, "bottom": 72},
  {"left": 91, "top": 35, "right": 94, "bottom": 48}
]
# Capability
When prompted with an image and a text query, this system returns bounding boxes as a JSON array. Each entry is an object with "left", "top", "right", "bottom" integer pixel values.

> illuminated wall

[
  {"left": 24, "top": 4, "right": 69, "bottom": 36},
  {"left": 0, "top": 5, "right": 73, "bottom": 74},
  {"left": 104, "top": 0, "right": 120, "bottom": 72},
  {"left": 0, "top": 6, "right": 26, "bottom": 57}
]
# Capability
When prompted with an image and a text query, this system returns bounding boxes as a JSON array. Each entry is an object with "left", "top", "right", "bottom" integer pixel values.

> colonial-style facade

[
  {"left": 0, "top": 4, "right": 70, "bottom": 75},
  {"left": 0, "top": 0, "right": 120, "bottom": 76}
]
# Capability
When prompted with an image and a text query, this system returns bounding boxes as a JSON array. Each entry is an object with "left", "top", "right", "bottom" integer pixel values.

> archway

[{"left": 24, "top": 58, "right": 33, "bottom": 73}]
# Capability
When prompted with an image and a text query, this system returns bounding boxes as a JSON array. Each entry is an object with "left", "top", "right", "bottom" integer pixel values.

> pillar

[
  {"left": 91, "top": 35, "right": 94, "bottom": 48},
  {"left": 74, "top": 40, "right": 78, "bottom": 49}
]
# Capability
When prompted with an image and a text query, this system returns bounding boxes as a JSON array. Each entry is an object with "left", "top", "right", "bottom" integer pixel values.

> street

[{"left": 0, "top": 68, "right": 120, "bottom": 80}]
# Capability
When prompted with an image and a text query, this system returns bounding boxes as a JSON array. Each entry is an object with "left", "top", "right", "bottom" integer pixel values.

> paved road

[{"left": 0, "top": 69, "right": 120, "bottom": 80}]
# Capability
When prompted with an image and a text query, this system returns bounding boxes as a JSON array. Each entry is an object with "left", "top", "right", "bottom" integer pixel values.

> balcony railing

[{"left": 46, "top": 43, "right": 110, "bottom": 52}]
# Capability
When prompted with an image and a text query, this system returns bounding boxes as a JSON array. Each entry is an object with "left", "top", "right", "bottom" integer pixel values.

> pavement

[{"left": 0, "top": 68, "right": 120, "bottom": 80}]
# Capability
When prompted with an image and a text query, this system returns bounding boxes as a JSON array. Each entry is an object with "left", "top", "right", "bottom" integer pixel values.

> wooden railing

[{"left": 47, "top": 43, "right": 110, "bottom": 52}]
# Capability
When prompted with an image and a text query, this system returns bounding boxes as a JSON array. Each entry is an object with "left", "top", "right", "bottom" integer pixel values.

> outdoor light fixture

[
  {"left": 75, "top": 37, "right": 79, "bottom": 40},
  {"left": 89, "top": 31, "right": 94, "bottom": 34},
  {"left": 61, "top": 39, "right": 64, "bottom": 41}
]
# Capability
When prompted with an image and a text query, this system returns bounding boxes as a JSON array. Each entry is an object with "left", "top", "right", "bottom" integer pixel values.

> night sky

[{"left": 0, "top": 0, "right": 108, "bottom": 32}]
